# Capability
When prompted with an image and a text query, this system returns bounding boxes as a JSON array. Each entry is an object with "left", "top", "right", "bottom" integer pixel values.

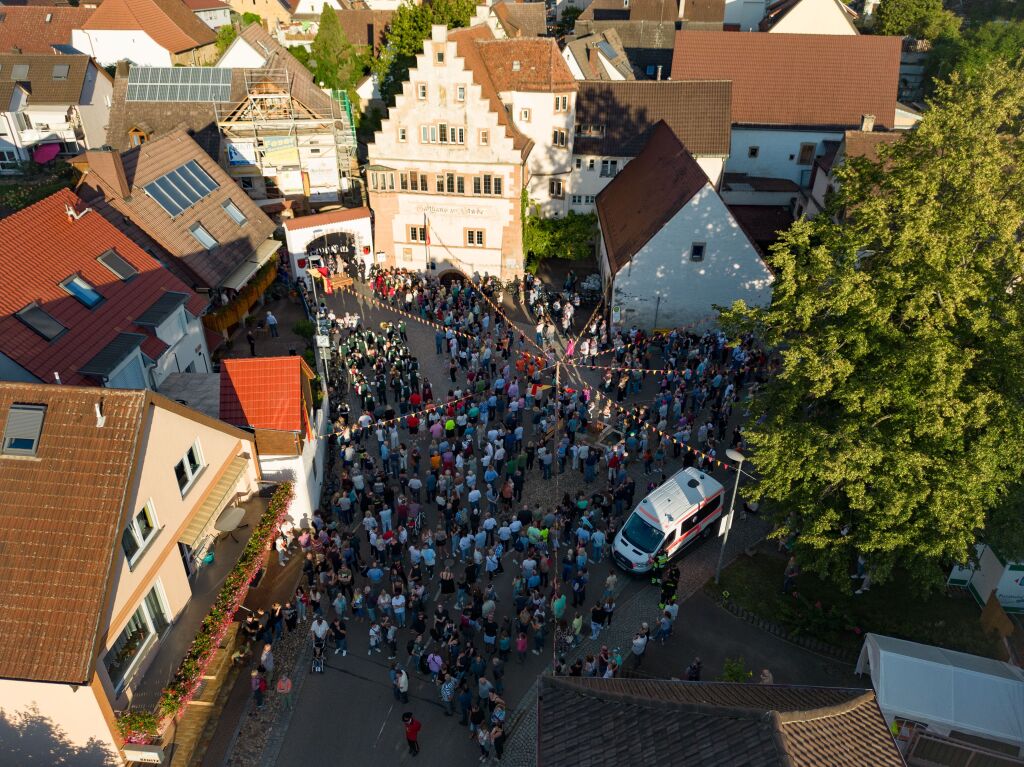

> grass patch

[
  {"left": 707, "top": 548, "right": 1003, "bottom": 659},
  {"left": 0, "top": 164, "right": 75, "bottom": 216}
]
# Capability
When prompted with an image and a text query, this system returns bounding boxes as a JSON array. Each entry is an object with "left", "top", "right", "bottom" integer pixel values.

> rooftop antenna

[{"left": 95, "top": 399, "right": 106, "bottom": 428}]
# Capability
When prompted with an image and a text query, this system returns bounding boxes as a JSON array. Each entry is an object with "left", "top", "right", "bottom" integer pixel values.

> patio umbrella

[{"left": 33, "top": 143, "right": 60, "bottom": 164}]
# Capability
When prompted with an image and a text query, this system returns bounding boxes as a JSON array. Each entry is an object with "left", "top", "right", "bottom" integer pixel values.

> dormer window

[
  {"left": 512, "top": 60, "right": 521, "bottom": 72},
  {"left": 2, "top": 403, "right": 46, "bottom": 456},
  {"left": 51, "top": 64, "right": 69, "bottom": 80},
  {"left": 128, "top": 127, "right": 148, "bottom": 147},
  {"left": 10, "top": 63, "right": 28, "bottom": 80}
]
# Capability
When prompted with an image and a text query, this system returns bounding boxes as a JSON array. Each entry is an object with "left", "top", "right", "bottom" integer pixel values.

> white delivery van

[{"left": 612, "top": 467, "right": 725, "bottom": 573}]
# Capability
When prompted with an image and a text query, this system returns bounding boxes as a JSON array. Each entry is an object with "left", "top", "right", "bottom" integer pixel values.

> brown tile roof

[
  {"left": 580, "top": 0, "right": 678, "bottom": 21},
  {"left": 104, "top": 61, "right": 246, "bottom": 156},
  {"left": 564, "top": 29, "right": 634, "bottom": 81},
  {"left": 596, "top": 120, "right": 712, "bottom": 273},
  {"left": 0, "top": 383, "right": 148, "bottom": 683},
  {"left": 670, "top": 31, "right": 902, "bottom": 129},
  {"left": 476, "top": 38, "right": 576, "bottom": 93},
  {"left": 0, "top": 188, "right": 207, "bottom": 385},
  {"left": 0, "top": 6, "right": 94, "bottom": 54},
  {"left": 572, "top": 19, "right": 675, "bottom": 75},
  {"left": 73, "top": 130, "right": 276, "bottom": 290},
  {"left": 282, "top": 205, "right": 371, "bottom": 230},
  {"left": 842, "top": 129, "right": 902, "bottom": 163},
  {"left": 82, "top": 0, "right": 217, "bottom": 52},
  {"left": 575, "top": 80, "right": 730, "bottom": 156},
  {"left": 492, "top": 1, "right": 547, "bottom": 38},
  {"left": 729, "top": 203, "right": 793, "bottom": 246},
  {"left": 538, "top": 676, "right": 904, "bottom": 767},
  {"left": 449, "top": 25, "right": 532, "bottom": 161},
  {"left": 0, "top": 53, "right": 92, "bottom": 105},
  {"left": 681, "top": 0, "right": 724, "bottom": 22},
  {"left": 333, "top": 8, "right": 392, "bottom": 52}
]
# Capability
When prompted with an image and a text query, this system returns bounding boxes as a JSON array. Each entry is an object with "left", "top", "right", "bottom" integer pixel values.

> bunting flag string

[
  {"left": 338, "top": 283, "right": 486, "bottom": 346},
  {"left": 588, "top": 387, "right": 751, "bottom": 477},
  {"left": 449, "top": 268, "right": 549, "bottom": 355}
]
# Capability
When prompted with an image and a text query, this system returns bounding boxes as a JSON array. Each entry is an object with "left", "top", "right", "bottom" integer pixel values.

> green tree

[
  {"left": 523, "top": 210, "right": 597, "bottom": 272},
  {"left": 719, "top": 62, "right": 1024, "bottom": 591},
  {"left": 927, "top": 20, "right": 1024, "bottom": 85},
  {"left": 310, "top": 4, "right": 367, "bottom": 95},
  {"left": 372, "top": 0, "right": 476, "bottom": 102},
  {"left": 215, "top": 24, "right": 238, "bottom": 54},
  {"left": 875, "top": 0, "right": 961, "bottom": 38},
  {"left": 555, "top": 6, "right": 583, "bottom": 37}
]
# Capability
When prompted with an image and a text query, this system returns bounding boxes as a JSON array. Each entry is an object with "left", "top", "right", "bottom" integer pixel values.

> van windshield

[{"left": 620, "top": 512, "right": 664, "bottom": 554}]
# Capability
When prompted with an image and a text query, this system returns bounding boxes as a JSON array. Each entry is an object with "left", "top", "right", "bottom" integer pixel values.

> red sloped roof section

[
  {"left": 220, "top": 356, "right": 315, "bottom": 436},
  {"left": 0, "top": 188, "right": 207, "bottom": 385}
]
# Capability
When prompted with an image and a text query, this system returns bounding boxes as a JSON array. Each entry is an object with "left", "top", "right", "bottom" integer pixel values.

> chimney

[
  {"left": 95, "top": 399, "right": 106, "bottom": 428},
  {"left": 860, "top": 114, "right": 875, "bottom": 132},
  {"left": 108, "top": 149, "right": 131, "bottom": 199}
]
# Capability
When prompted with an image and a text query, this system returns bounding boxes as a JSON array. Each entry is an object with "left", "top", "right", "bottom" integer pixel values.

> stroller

[{"left": 311, "top": 637, "right": 326, "bottom": 673}]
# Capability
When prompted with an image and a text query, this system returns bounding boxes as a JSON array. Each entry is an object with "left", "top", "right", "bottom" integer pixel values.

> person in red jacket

[{"left": 402, "top": 711, "right": 421, "bottom": 756}]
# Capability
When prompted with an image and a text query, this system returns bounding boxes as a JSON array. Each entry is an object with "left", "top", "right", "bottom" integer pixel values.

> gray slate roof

[{"left": 78, "top": 332, "right": 146, "bottom": 378}]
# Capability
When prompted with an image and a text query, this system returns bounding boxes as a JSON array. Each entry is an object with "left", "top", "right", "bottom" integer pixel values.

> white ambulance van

[{"left": 611, "top": 467, "right": 725, "bottom": 573}]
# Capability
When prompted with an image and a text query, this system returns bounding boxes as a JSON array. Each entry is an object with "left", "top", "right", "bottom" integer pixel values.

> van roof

[{"left": 634, "top": 467, "right": 724, "bottom": 531}]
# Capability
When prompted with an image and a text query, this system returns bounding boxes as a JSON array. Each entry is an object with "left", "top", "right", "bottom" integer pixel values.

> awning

[
  {"left": 33, "top": 143, "right": 60, "bottom": 163},
  {"left": 179, "top": 456, "right": 250, "bottom": 548},
  {"left": 220, "top": 238, "right": 281, "bottom": 291}
]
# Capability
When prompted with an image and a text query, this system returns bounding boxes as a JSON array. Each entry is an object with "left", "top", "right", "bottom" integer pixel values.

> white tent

[{"left": 856, "top": 633, "right": 1024, "bottom": 750}]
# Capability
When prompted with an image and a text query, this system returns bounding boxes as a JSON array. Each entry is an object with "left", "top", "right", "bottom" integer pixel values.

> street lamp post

[{"left": 714, "top": 449, "right": 745, "bottom": 585}]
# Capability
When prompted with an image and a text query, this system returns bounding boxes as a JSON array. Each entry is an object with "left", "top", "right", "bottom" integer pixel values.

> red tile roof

[
  {"left": 83, "top": 0, "right": 217, "bottom": 52},
  {"left": 0, "top": 188, "right": 208, "bottom": 385},
  {"left": 220, "top": 356, "right": 315, "bottom": 438},
  {"left": 670, "top": 31, "right": 902, "bottom": 129},
  {"left": 596, "top": 120, "right": 713, "bottom": 273},
  {"left": 0, "top": 6, "right": 94, "bottom": 54},
  {"left": 283, "top": 206, "right": 371, "bottom": 231},
  {"left": 476, "top": 38, "right": 577, "bottom": 93}
]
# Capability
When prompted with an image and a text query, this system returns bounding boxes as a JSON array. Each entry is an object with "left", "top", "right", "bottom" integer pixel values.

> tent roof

[{"left": 856, "top": 633, "right": 1024, "bottom": 748}]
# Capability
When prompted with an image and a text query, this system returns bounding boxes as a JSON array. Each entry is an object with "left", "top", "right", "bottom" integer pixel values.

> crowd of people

[{"left": 244, "top": 266, "right": 769, "bottom": 760}]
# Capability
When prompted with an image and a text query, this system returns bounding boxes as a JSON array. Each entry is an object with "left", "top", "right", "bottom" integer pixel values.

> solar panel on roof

[
  {"left": 143, "top": 160, "right": 219, "bottom": 218},
  {"left": 125, "top": 67, "right": 232, "bottom": 102},
  {"left": 596, "top": 41, "right": 619, "bottom": 60}
]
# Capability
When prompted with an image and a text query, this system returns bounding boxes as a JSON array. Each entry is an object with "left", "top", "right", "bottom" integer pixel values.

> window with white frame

[
  {"left": 552, "top": 129, "right": 567, "bottom": 148},
  {"left": 479, "top": 129, "right": 489, "bottom": 146},
  {"left": 574, "top": 158, "right": 582, "bottom": 170},
  {"left": 174, "top": 441, "right": 205, "bottom": 495},
  {"left": 585, "top": 195, "right": 595, "bottom": 204},
  {"left": 121, "top": 501, "right": 158, "bottom": 564},
  {"left": 571, "top": 194, "right": 582, "bottom": 204},
  {"left": 103, "top": 585, "right": 170, "bottom": 694},
  {"left": 549, "top": 179, "right": 564, "bottom": 198},
  {"left": 600, "top": 159, "right": 618, "bottom": 177},
  {"left": 398, "top": 127, "right": 407, "bottom": 142},
  {"left": 2, "top": 403, "right": 45, "bottom": 456},
  {"left": 189, "top": 223, "right": 217, "bottom": 250},
  {"left": 520, "top": 108, "right": 531, "bottom": 122},
  {"left": 416, "top": 83, "right": 427, "bottom": 100},
  {"left": 456, "top": 85, "right": 466, "bottom": 101},
  {"left": 0, "top": 149, "right": 18, "bottom": 170},
  {"left": 420, "top": 125, "right": 429, "bottom": 143},
  {"left": 465, "top": 229, "right": 484, "bottom": 247},
  {"left": 222, "top": 199, "right": 247, "bottom": 225},
  {"left": 554, "top": 94, "right": 568, "bottom": 112}
]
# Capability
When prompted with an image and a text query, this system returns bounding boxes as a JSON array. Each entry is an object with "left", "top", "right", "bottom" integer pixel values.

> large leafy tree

[
  {"left": 927, "top": 20, "right": 1024, "bottom": 86},
  {"left": 372, "top": 0, "right": 476, "bottom": 102},
  {"left": 310, "top": 5, "right": 367, "bottom": 96},
  {"left": 721, "top": 62, "right": 1024, "bottom": 590},
  {"left": 875, "top": 0, "right": 961, "bottom": 38}
]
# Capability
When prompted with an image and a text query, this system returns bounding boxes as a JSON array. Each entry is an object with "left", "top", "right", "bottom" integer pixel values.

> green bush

[
  {"left": 719, "top": 656, "right": 753, "bottom": 682},
  {"left": 293, "top": 319, "right": 316, "bottom": 340}
]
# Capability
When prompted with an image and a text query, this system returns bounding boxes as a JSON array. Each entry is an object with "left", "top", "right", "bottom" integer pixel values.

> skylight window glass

[
  {"left": 61, "top": 275, "right": 103, "bottom": 308},
  {"left": 98, "top": 249, "right": 138, "bottom": 281},
  {"left": 15, "top": 303, "right": 65, "bottom": 341}
]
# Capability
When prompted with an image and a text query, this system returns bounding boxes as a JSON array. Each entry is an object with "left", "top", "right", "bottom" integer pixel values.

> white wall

[
  {"left": 79, "top": 62, "right": 114, "bottom": 149},
  {"left": 216, "top": 37, "right": 268, "bottom": 68},
  {"left": 71, "top": 29, "right": 173, "bottom": 67},
  {"left": 727, "top": 127, "right": 843, "bottom": 186},
  {"left": 608, "top": 183, "right": 773, "bottom": 329},
  {"left": 284, "top": 214, "right": 374, "bottom": 284},
  {"left": 0, "top": 678, "right": 120, "bottom": 765},
  {"left": 724, "top": 0, "right": 769, "bottom": 29},
  {"left": 196, "top": 6, "right": 232, "bottom": 28},
  {"left": 507, "top": 89, "right": 575, "bottom": 217},
  {"left": 768, "top": 0, "right": 858, "bottom": 34},
  {"left": 151, "top": 311, "right": 212, "bottom": 385},
  {"left": 556, "top": 0, "right": 594, "bottom": 19},
  {"left": 257, "top": 402, "right": 326, "bottom": 528},
  {"left": 292, "top": 0, "right": 341, "bottom": 12},
  {"left": 563, "top": 48, "right": 586, "bottom": 80}
]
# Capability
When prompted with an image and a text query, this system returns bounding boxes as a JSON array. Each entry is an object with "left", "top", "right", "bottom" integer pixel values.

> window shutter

[{"left": 3, "top": 404, "right": 46, "bottom": 454}]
